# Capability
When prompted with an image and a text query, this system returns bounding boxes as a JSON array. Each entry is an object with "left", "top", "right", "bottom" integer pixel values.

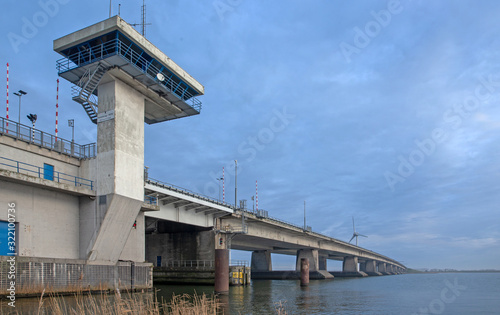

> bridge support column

[
  {"left": 319, "top": 256, "right": 327, "bottom": 271},
  {"left": 215, "top": 233, "right": 229, "bottom": 293},
  {"left": 343, "top": 256, "right": 358, "bottom": 272},
  {"left": 296, "top": 249, "right": 319, "bottom": 271},
  {"left": 386, "top": 264, "right": 392, "bottom": 274},
  {"left": 295, "top": 249, "right": 333, "bottom": 279},
  {"left": 340, "top": 256, "right": 367, "bottom": 277},
  {"left": 359, "top": 262, "right": 367, "bottom": 272},
  {"left": 251, "top": 250, "right": 272, "bottom": 272},
  {"left": 365, "top": 260, "right": 382, "bottom": 276},
  {"left": 378, "top": 262, "right": 390, "bottom": 275}
]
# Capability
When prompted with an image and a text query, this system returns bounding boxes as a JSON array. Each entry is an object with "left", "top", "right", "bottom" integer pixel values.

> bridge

[{"left": 143, "top": 177, "right": 406, "bottom": 286}]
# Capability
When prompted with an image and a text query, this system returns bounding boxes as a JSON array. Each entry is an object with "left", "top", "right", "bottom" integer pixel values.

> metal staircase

[{"left": 72, "top": 63, "right": 107, "bottom": 124}]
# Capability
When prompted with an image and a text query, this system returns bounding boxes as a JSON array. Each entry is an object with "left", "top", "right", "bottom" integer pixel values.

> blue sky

[{"left": 2, "top": 0, "right": 500, "bottom": 270}]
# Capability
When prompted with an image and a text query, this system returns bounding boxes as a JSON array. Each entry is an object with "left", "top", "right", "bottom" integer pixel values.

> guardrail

[
  {"left": 0, "top": 156, "right": 94, "bottom": 190},
  {"left": 0, "top": 116, "right": 96, "bottom": 160}
]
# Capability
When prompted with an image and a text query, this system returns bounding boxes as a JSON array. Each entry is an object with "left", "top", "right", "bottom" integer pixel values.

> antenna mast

[
  {"left": 141, "top": 0, "right": 146, "bottom": 36},
  {"left": 130, "top": 0, "right": 152, "bottom": 37}
]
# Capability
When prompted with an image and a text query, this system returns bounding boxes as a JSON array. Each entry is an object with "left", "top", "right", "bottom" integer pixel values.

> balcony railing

[
  {"left": 0, "top": 116, "right": 96, "bottom": 160},
  {"left": 0, "top": 156, "right": 94, "bottom": 190}
]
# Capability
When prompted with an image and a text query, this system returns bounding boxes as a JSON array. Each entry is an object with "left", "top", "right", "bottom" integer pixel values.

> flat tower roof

[{"left": 54, "top": 16, "right": 205, "bottom": 124}]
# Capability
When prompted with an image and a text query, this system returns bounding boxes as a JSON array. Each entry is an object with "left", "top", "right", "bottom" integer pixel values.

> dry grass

[
  {"left": 274, "top": 300, "right": 288, "bottom": 315},
  {"left": 1, "top": 290, "right": 222, "bottom": 315}
]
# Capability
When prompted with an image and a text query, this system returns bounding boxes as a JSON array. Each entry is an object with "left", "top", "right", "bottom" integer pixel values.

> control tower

[{"left": 53, "top": 16, "right": 204, "bottom": 265}]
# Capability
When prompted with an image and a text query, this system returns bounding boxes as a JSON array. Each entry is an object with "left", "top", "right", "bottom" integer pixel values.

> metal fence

[
  {"left": 0, "top": 156, "right": 94, "bottom": 190},
  {"left": 0, "top": 117, "right": 96, "bottom": 159},
  {"left": 0, "top": 257, "right": 152, "bottom": 295}
]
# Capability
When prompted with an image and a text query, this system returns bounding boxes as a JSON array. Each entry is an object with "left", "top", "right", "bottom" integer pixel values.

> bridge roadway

[{"left": 144, "top": 178, "right": 406, "bottom": 278}]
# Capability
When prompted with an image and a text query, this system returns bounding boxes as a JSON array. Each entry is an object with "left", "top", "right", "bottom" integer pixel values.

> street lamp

[
  {"left": 13, "top": 90, "right": 27, "bottom": 125},
  {"left": 216, "top": 177, "right": 223, "bottom": 201},
  {"left": 13, "top": 90, "right": 27, "bottom": 136}
]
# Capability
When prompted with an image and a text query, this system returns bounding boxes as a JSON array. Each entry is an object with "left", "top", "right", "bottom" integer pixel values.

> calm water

[
  {"left": 3, "top": 273, "right": 499, "bottom": 314},
  {"left": 155, "top": 273, "right": 500, "bottom": 314}
]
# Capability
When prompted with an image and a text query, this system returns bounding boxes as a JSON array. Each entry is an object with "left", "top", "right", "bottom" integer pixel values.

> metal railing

[
  {"left": 160, "top": 260, "right": 214, "bottom": 269},
  {"left": 56, "top": 36, "right": 202, "bottom": 112},
  {"left": 0, "top": 156, "right": 94, "bottom": 190},
  {"left": 230, "top": 260, "right": 249, "bottom": 267},
  {"left": 0, "top": 117, "right": 96, "bottom": 160},
  {"left": 146, "top": 178, "right": 234, "bottom": 209}
]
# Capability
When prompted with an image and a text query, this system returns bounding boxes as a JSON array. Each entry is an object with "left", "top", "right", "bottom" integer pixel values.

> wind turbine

[{"left": 349, "top": 217, "right": 367, "bottom": 246}]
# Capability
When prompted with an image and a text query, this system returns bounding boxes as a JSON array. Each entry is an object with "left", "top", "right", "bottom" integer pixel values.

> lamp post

[
  {"left": 13, "top": 90, "right": 26, "bottom": 136},
  {"left": 216, "top": 177, "right": 223, "bottom": 201},
  {"left": 234, "top": 160, "right": 238, "bottom": 208},
  {"left": 304, "top": 200, "right": 306, "bottom": 231}
]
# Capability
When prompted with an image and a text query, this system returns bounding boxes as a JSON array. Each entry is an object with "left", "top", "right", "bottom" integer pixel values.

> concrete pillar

[
  {"left": 378, "top": 262, "right": 387, "bottom": 274},
  {"left": 359, "top": 262, "right": 367, "bottom": 272},
  {"left": 342, "top": 256, "right": 358, "bottom": 272},
  {"left": 296, "top": 249, "right": 319, "bottom": 271},
  {"left": 366, "top": 260, "right": 377, "bottom": 273},
  {"left": 84, "top": 76, "right": 145, "bottom": 265},
  {"left": 215, "top": 249, "right": 229, "bottom": 293},
  {"left": 318, "top": 256, "right": 327, "bottom": 271},
  {"left": 387, "top": 264, "right": 394, "bottom": 274},
  {"left": 300, "top": 258, "right": 309, "bottom": 286},
  {"left": 251, "top": 250, "right": 272, "bottom": 272}
]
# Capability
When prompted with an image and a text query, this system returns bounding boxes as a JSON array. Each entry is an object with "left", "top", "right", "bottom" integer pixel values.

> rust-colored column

[
  {"left": 300, "top": 258, "right": 309, "bottom": 286},
  {"left": 215, "top": 249, "right": 229, "bottom": 293}
]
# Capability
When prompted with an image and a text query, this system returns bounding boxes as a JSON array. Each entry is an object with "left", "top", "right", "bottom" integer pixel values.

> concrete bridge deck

[{"left": 143, "top": 178, "right": 406, "bottom": 278}]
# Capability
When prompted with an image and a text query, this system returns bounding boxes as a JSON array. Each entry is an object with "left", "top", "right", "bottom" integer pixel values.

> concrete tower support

[
  {"left": 251, "top": 250, "right": 272, "bottom": 272},
  {"left": 85, "top": 76, "right": 145, "bottom": 265}
]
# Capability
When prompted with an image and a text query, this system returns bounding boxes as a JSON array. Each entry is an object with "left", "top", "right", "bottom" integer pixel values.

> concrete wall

[
  {"left": 0, "top": 180, "right": 80, "bottom": 259},
  {"left": 0, "top": 139, "right": 81, "bottom": 179},
  {"left": 145, "top": 230, "right": 214, "bottom": 266}
]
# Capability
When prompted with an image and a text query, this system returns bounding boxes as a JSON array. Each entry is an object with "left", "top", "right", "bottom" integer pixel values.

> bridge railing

[{"left": 146, "top": 178, "right": 234, "bottom": 209}]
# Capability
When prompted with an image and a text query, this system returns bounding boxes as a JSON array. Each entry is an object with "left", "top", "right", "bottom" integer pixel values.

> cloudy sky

[{"left": 2, "top": 0, "right": 500, "bottom": 270}]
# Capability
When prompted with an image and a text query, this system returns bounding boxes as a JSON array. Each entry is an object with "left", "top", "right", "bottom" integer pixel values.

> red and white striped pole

[
  {"left": 6, "top": 63, "right": 9, "bottom": 134},
  {"left": 256, "top": 180, "right": 258, "bottom": 212},
  {"left": 222, "top": 167, "right": 225, "bottom": 203},
  {"left": 55, "top": 79, "right": 59, "bottom": 141}
]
